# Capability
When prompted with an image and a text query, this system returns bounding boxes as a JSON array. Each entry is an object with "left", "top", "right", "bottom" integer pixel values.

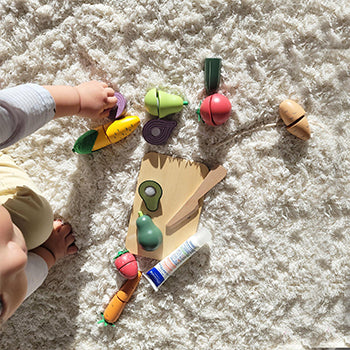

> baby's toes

[
  {"left": 54, "top": 222, "right": 72, "bottom": 237},
  {"left": 53, "top": 219, "right": 64, "bottom": 231},
  {"left": 65, "top": 232, "right": 75, "bottom": 246},
  {"left": 67, "top": 243, "right": 78, "bottom": 255}
]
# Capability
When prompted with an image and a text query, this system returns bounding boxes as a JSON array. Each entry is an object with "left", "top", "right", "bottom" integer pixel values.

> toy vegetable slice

[
  {"left": 99, "top": 271, "right": 142, "bottom": 326},
  {"left": 72, "top": 115, "right": 140, "bottom": 154}
]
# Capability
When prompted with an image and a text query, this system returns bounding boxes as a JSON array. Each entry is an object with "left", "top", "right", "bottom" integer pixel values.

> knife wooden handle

[{"left": 166, "top": 165, "right": 227, "bottom": 229}]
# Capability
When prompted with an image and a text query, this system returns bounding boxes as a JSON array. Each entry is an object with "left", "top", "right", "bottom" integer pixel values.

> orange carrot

[{"left": 100, "top": 271, "right": 142, "bottom": 325}]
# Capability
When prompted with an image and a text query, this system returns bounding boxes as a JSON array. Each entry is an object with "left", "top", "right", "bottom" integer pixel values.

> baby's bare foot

[{"left": 41, "top": 220, "right": 78, "bottom": 261}]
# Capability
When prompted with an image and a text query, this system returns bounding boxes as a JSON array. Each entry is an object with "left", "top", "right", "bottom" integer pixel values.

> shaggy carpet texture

[{"left": 1, "top": 0, "right": 350, "bottom": 349}]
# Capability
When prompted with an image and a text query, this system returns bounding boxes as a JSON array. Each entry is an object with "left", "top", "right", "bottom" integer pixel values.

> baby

[{"left": 0, "top": 81, "right": 117, "bottom": 324}]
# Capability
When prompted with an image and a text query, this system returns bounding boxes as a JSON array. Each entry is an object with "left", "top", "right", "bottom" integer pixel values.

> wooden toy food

[
  {"left": 204, "top": 58, "right": 222, "bottom": 95},
  {"left": 279, "top": 99, "right": 310, "bottom": 140},
  {"left": 136, "top": 211, "right": 163, "bottom": 251},
  {"left": 144, "top": 88, "right": 188, "bottom": 118},
  {"left": 142, "top": 119, "right": 177, "bottom": 145},
  {"left": 198, "top": 93, "right": 231, "bottom": 126},
  {"left": 138, "top": 180, "right": 163, "bottom": 212},
  {"left": 108, "top": 92, "right": 127, "bottom": 120},
  {"left": 72, "top": 115, "right": 140, "bottom": 154},
  {"left": 114, "top": 250, "right": 138, "bottom": 279},
  {"left": 99, "top": 271, "right": 142, "bottom": 325}
]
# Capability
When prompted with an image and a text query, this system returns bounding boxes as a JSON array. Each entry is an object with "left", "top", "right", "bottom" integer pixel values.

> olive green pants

[{"left": 0, "top": 154, "right": 53, "bottom": 250}]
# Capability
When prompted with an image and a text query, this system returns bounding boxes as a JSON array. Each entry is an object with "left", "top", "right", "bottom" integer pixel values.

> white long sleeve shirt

[
  {"left": 0, "top": 84, "right": 55, "bottom": 149},
  {"left": 24, "top": 252, "right": 49, "bottom": 299},
  {"left": 0, "top": 84, "right": 55, "bottom": 297}
]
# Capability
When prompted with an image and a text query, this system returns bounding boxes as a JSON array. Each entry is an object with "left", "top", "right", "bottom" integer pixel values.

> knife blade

[{"left": 166, "top": 165, "right": 227, "bottom": 229}]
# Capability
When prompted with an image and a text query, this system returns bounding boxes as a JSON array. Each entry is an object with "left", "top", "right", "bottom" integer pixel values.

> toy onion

[
  {"left": 142, "top": 119, "right": 177, "bottom": 145},
  {"left": 108, "top": 92, "right": 127, "bottom": 120}
]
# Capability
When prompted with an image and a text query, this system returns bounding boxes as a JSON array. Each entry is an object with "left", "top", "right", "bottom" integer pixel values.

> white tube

[{"left": 143, "top": 228, "right": 211, "bottom": 291}]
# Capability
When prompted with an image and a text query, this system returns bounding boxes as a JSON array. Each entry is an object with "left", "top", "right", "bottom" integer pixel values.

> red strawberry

[{"left": 114, "top": 250, "right": 138, "bottom": 279}]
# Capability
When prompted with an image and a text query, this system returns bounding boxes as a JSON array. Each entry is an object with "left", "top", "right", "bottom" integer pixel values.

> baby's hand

[{"left": 75, "top": 81, "right": 118, "bottom": 119}]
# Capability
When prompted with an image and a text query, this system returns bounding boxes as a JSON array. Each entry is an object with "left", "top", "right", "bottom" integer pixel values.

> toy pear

[
  {"left": 279, "top": 100, "right": 310, "bottom": 140},
  {"left": 144, "top": 88, "right": 188, "bottom": 118},
  {"left": 136, "top": 211, "right": 163, "bottom": 251}
]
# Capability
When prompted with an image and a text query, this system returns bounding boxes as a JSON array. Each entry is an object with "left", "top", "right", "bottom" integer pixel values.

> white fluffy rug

[{"left": 1, "top": 0, "right": 350, "bottom": 349}]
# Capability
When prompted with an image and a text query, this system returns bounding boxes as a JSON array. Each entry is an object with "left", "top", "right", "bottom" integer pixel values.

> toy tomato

[
  {"left": 199, "top": 93, "right": 231, "bottom": 126},
  {"left": 114, "top": 250, "right": 138, "bottom": 279}
]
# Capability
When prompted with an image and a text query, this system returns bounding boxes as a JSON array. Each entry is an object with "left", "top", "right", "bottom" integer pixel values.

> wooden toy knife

[{"left": 166, "top": 165, "right": 227, "bottom": 229}]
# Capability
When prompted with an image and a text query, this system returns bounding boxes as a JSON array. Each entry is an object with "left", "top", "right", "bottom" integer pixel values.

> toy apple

[
  {"left": 114, "top": 250, "right": 138, "bottom": 279},
  {"left": 198, "top": 93, "right": 231, "bottom": 126}
]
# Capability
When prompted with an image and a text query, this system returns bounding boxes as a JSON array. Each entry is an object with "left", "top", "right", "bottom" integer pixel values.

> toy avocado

[
  {"left": 136, "top": 211, "right": 163, "bottom": 251},
  {"left": 144, "top": 88, "right": 188, "bottom": 118},
  {"left": 138, "top": 180, "right": 163, "bottom": 211}
]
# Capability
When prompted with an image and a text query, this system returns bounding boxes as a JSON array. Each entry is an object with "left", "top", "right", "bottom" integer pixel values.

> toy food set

[
  {"left": 125, "top": 152, "right": 211, "bottom": 260},
  {"left": 279, "top": 99, "right": 310, "bottom": 140},
  {"left": 72, "top": 92, "right": 140, "bottom": 154},
  {"left": 197, "top": 58, "right": 232, "bottom": 126},
  {"left": 96, "top": 58, "right": 313, "bottom": 325},
  {"left": 142, "top": 88, "right": 188, "bottom": 145}
]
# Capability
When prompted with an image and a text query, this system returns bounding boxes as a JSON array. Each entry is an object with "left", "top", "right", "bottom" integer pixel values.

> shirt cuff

[{"left": 24, "top": 252, "right": 49, "bottom": 299}]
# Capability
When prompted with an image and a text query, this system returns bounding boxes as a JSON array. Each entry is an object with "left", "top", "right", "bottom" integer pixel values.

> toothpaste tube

[{"left": 143, "top": 228, "right": 212, "bottom": 291}]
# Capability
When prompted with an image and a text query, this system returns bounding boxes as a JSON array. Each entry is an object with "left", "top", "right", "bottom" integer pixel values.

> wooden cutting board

[{"left": 125, "top": 152, "right": 209, "bottom": 260}]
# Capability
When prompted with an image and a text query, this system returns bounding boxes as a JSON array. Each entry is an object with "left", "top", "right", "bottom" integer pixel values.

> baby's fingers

[
  {"left": 100, "top": 109, "right": 113, "bottom": 119},
  {"left": 106, "top": 87, "right": 115, "bottom": 96},
  {"left": 106, "top": 96, "right": 118, "bottom": 108}
]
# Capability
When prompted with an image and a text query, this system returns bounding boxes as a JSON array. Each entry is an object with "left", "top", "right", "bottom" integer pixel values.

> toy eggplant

[
  {"left": 72, "top": 115, "right": 140, "bottom": 154},
  {"left": 144, "top": 88, "right": 188, "bottom": 118}
]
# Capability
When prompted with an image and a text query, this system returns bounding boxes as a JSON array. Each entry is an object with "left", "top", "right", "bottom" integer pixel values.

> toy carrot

[
  {"left": 98, "top": 271, "right": 142, "bottom": 326},
  {"left": 72, "top": 115, "right": 140, "bottom": 154}
]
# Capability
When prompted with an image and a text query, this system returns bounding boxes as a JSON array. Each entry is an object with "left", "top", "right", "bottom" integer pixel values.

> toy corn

[{"left": 72, "top": 115, "right": 140, "bottom": 154}]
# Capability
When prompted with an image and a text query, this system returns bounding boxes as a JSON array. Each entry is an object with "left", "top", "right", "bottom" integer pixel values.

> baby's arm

[
  {"left": 0, "top": 81, "right": 117, "bottom": 149},
  {"left": 43, "top": 81, "right": 117, "bottom": 119}
]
